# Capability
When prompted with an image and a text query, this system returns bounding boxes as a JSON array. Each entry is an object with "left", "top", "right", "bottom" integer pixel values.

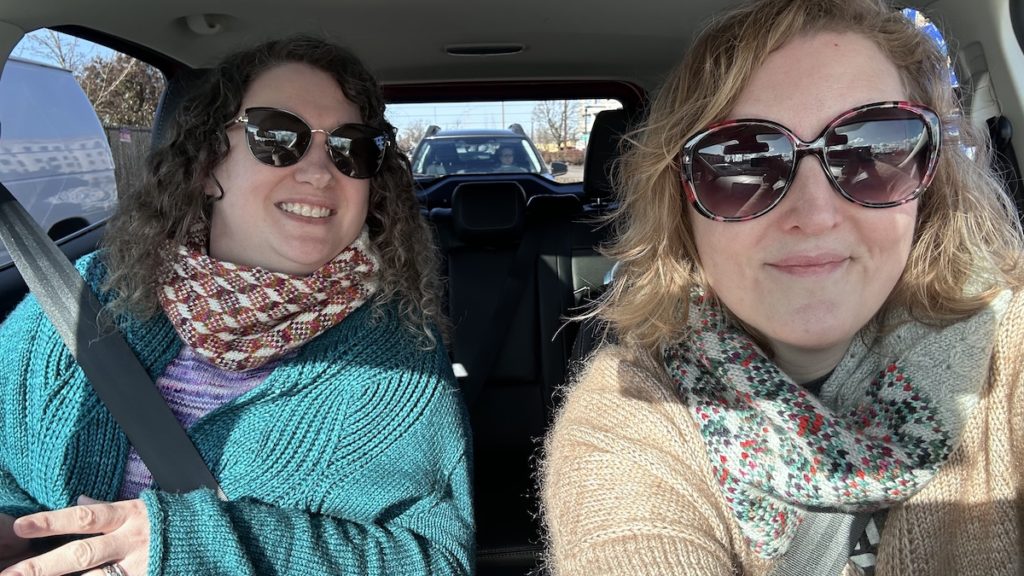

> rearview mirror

[{"left": 550, "top": 162, "right": 568, "bottom": 177}]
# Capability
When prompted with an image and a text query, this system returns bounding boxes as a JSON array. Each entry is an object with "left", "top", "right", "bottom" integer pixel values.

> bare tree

[
  {"left": 14, "top": 30, "right": 165, "bottom": 127},
  {"left": 532, "top": 100, "right": 580, "bottom": 149},
  {"left": 77, "top": 53, "right": 166, "bottom": 127},
  {"left": 15, "top": 29, "right": 85, "bottom": 71},
  {"left": 397, "top": 120, "right": 429, "bottom": 155}
]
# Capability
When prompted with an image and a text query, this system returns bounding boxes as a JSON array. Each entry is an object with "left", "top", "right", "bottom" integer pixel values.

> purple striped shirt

[{"left": 117, "top": 345, "right": 279, "bottom": 499}]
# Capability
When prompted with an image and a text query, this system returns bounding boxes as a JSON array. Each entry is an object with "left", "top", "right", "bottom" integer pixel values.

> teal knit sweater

[{"left": 0, "top": 253, "right": 474, "bottom": 575}]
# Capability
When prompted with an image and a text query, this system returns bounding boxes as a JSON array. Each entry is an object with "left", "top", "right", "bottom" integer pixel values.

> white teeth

[{"left": 278, "top": 203, "right": 332, "bottom": 218}]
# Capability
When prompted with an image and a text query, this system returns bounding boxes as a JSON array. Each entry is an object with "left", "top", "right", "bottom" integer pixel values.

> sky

[
  {"left": 388, "top": 101, "right": 541, "bottom": 136},
  {"left": 11, "top": 29, "right": 114, "bottom": 68}
]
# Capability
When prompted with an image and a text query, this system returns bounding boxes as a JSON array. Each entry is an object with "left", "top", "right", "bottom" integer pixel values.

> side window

[
  {"left": 0, "top": 30, "right": 164, "bottom": 265},
  {"left": 902, "top": 8, "right": 960, "bottom": 91}
]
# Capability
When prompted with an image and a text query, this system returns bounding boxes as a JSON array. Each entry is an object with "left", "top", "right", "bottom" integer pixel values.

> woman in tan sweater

[{"left": 540, "top": 0, "right": 1024, "bottom": 574}]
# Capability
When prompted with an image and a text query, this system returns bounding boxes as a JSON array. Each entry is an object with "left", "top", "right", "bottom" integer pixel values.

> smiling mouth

[{"left": 277, "top": 202, "right": 334, "bottom": 219}]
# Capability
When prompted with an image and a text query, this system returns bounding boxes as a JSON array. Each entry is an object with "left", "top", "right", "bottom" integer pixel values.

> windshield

[{"left": 411, "top": 136, "right": 543, "bottom": 176}]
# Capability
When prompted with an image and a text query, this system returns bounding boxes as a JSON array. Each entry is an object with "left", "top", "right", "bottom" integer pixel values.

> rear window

[{"left": 389, "top": 98, "right": 623, "bottom": 183}]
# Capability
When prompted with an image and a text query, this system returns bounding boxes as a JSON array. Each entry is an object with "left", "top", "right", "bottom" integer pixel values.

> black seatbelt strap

[
  {"left": 0, "top": 182, "right": 224, "bottom": 498},
  {"left": 988, "top": 116, "right": 1024, "bottom": 219},
  {"left": 769, "top": 510, "right": 871, "bottom": 576},
  {"left": 457, "top": 227, "right": 543, "bottom": 407}
]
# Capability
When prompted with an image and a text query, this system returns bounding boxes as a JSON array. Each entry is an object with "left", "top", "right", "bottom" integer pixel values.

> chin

[
  {"left": 287, "top": 258, "right": 332, "bottom": 276},
  {"left": 770, "top": 321, "right": 859, "bottom": 350},
  {"left": 275, "top": 241, "right": 346, "bottom": 273}
]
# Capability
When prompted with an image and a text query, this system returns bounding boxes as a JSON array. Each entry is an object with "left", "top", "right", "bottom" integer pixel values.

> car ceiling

[{"left": 0, "top": 0, "right": 942, "bottom": 92}]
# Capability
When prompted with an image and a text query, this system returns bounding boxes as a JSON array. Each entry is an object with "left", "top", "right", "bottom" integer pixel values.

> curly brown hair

[
  {"left": 101, "top": 36, "right": 445, "bottom": 347},
  {"left": 597, "top": 0, "right": 1024, "bottom": 356}
]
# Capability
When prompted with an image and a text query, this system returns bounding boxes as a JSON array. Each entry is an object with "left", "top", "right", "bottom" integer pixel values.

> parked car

[
  {"left": 410, "top": 124, "right": 568, "bottom": 179},
  {"left": 0, "top": 57, "right": 117, "bottom": 249},
  {"left": 0, "top": 1, "right": 1021, "bottom": 575}
]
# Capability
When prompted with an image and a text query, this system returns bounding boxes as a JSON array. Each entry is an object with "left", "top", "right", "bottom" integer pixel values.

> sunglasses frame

[
  {"left": 225, "top": 106, "right": 390, "bottom": 179},
  {"left": 679, "top": 101, "right": 942, "bottom": 222}
]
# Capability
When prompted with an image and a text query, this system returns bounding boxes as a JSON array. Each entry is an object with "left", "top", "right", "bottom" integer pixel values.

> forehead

[
  {"left": 729, "top": 32, "right": 907, "bottom": 140},
  {"left": 242, "top": 62, "right": 361, "bottom": 125}
]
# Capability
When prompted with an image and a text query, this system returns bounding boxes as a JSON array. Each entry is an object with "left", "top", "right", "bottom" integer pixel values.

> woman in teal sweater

[{"left": 0, "top": 37, "right": 472, "bottom": 575}]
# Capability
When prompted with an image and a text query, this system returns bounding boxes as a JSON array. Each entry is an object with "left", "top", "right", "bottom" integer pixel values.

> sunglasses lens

[
  {"left": 689, "top": 124, "right": 794, "bottom": 219},
  {"left": 327, "top": 124, "right": 388, "bottom": 179},
  {"left": 827, "top": 108, "right": 932, "bottom": 205},
  {"left": 243, "top": 109, "right": 311, "bottom": 167}
]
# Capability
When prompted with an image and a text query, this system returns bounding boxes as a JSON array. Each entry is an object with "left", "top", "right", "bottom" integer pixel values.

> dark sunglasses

[
  {"left": 225, "top": 107, "right": 389, "bottom": 179},
  {"left": 679, "top": 101, "right": 941, "bottom": 222}
]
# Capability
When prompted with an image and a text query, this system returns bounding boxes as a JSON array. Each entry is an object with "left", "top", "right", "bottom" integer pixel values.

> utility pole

[{"left": 561, "top": 100, "right": 568, "bottom": 149}]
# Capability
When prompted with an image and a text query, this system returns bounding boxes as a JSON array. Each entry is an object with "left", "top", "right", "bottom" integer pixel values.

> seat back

[
  {"left": 583, "top": 108, "right": 629, "bottom": 208},
  {"left": 431, "top": 181, "right": 549, "bottom": 568},
  {"left": 151, "top": 67, "right": 212, "bottom": 149},
  {"left": 562, "top": 108, "right": 633, "bottom": 372}
]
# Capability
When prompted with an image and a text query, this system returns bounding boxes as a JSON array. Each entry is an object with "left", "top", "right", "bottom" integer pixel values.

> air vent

[{"left": 445, "top": 44, "right": 524, "bottom": 57}]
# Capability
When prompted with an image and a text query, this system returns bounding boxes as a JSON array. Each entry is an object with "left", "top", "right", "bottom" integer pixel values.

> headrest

[
  {"left": 452, "top": 182, "right": 526, "bottom": 244},
  {"left": 583, "top": 109, "right": 630, "bottom": 205},
  {"left": 433, "top": 142, "right": 459, "bottom": 160},
  {"left": 150, "top": 68, "right": 212, "bottom": 149}
]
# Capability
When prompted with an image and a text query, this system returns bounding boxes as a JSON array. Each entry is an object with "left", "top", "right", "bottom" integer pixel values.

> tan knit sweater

[{"left": 541, "top": 295, "right": 1024, "bottom": 576}]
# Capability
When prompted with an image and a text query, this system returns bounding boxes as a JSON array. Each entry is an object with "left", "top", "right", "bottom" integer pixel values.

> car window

[
  {"left": 390, "top": 98, "right": 622, "bottom": 183},
  {"left": 903, "top": 8, "right": 959, "bottom": 90},
  {"left": 0, "top": 30, "right": 164, "bottom": 265}
]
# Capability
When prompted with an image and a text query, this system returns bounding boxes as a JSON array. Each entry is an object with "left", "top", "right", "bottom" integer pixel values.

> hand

[
  {"left": 0, "top": 497, "right": 149, "bottom": 576},
  {"left": 0, "top": 514, "right": 33, "bottom": 570}
]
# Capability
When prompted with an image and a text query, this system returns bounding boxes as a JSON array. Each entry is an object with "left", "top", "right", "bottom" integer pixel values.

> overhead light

[{"left": 444, "top": 44, "right": 525, "bottom": 57}]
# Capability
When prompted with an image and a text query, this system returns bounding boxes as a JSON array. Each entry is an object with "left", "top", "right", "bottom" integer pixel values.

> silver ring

[{"left": 101, "top": 563, "right": 127, "bottom": 576}]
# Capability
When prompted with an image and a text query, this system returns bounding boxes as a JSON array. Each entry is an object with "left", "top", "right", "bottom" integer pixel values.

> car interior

[{"left": 0, "top": 0, "right": 1022, "bottom": 574}]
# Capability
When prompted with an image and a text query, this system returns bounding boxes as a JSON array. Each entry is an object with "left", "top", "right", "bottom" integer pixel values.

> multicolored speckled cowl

[{"left": 663, "top": 294, "right": 1007, "bottom": 558}]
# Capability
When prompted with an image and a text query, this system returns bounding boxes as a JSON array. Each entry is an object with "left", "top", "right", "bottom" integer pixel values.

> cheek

[
  {"left": 336, "top": 182, "right": 372, "bottom": 241},
  {"left": 690, "top": 213, "right": 756, "bottom": 291},
  {"left": 863, "top": 203, "right": 918, "bottom": 269},
  {"left": 212, "top": 146, "right": 261, "bottom": 197},
  {"left": 347, "top": 183, "right": 372, "bottom": 219}
]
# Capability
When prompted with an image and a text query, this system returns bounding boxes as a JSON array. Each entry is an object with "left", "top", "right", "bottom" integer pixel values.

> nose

[
  {"left": 774, "top": 155, "right": 842, "bottom": 234},
  {"left": 293, "top": 130, "right": 335, "bottom": 189}
]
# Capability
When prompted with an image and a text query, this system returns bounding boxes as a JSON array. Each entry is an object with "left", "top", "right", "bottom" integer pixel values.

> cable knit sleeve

[
  {"left": 0, "top": 295, "right": 48, "bottom": 519},
  {"left": 140, "top": 329, "right": 474, "bottom": 576},
  {"left": 540, "top": 345, "right": 746, "bottom": 576},
  {"left": 0, "top": 469, "right": 40, "bottom": 519},
  {"left": 141, "top": 452, "right": 472, "bottom": 576}
]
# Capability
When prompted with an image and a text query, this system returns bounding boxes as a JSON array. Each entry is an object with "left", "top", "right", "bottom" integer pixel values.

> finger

[
  {"left": 76, "top": 496, "right": 102, "bottom": 506},
  {"left": 12, "top": 503, "right": 128, "bottom": 538},
  {"left": 1, "top": 536, "right": 119, "bottom": 576}
]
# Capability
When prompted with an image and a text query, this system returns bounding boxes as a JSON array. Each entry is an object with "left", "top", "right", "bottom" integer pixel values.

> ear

[
  {"left": 205, "top": 132, "right": 229, "bottom": 201},
  {"left": 206, "top": 173, "right": 226, "bottom": 202},
  {"left": 217, "top": 129, "right": 230, "bottom": 153}
]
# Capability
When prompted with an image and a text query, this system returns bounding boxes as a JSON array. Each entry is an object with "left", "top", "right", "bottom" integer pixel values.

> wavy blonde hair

[
  {"left": 101, "top": 36, "right": 445, "bottom": 346},
  {"left": 597, "top": 0, "right": 1024, "bottom": 357}
]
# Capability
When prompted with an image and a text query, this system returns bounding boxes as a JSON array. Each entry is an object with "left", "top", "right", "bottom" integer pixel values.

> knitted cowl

[
  {"left": 158, "top": 226, "right": 379, "bottom": 372},
  {"left": 663, "top": 292, "right": 1010, "bottom": 557}
]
